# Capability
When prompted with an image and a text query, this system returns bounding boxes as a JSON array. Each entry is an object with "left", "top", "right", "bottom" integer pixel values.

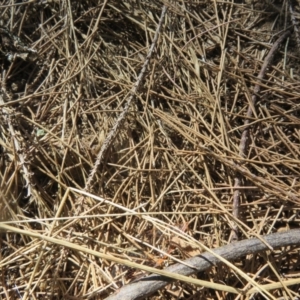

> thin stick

[
  {"left": 105, "top": 229, "right": 300, "bottom": 300},
  {"left": 231, "top": 30, "right": 291, "bottom": 241},
  {"left": 288, "top": 0, "right": 300, "bottom": 52},
  {"left": 84, "top": 5, "right": 168, "bottom": 192}
]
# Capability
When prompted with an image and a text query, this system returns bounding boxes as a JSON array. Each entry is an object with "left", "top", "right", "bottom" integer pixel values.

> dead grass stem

[{"left": 0, "top": 1, "right": 299, "bottom": 299}]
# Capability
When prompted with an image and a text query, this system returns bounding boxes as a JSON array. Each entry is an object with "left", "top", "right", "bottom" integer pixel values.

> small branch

[
  {"left": 84, "top": 5, "right": 168, "bottom": 192},
  {"left": 209, "top": 150, "right": 299, "bottom": 203},
  {"left": 105, "top": 229, "right": 300, "bottom": 300},
  {"left": 231, "top": 30, "right": 291, "bottom": 241},
  {"left": 288, "top": 0, "right": 300, "bottom": 51}
]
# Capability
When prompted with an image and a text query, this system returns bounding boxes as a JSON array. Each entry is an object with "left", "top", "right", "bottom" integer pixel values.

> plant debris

[{"left": 0, "top": 1, "right": 300, "bottom": 299}]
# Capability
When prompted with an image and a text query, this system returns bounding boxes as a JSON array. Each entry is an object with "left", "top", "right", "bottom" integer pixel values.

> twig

[
  {"left": 231, "top": 30, "right": 291, "bottom": 241},
  {"left": 83, "top": 5, "right": 168, "bottom": 192},
  {"left": 210, "top": 151, "right": 299, "bottom": 203},
  {"left": 288, "top": 0, "right": 300, "bottom": 52},
  {"left": 105, "top": 229, "right": 300, "bottom": 300}
]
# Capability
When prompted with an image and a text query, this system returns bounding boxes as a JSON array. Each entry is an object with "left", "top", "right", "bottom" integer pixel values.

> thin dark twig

[
  {"left": 288, "top": 0, "right": 300, "bottom": 52},
  {"left": 231, "top": 30, "right": 291, "bottom": 241},
  {"left": 84, "top": 5, "right": 168, "bottom": 192},
  {"left": 105, "top": 229, "right": 300, "bottom": 300}
]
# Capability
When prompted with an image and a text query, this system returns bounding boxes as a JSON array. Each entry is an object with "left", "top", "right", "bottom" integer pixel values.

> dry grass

[{"left": 0, "top": 1, "right": 300, "bottom": 299}]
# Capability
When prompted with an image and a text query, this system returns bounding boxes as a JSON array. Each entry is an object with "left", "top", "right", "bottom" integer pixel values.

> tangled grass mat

[{"left": 0, "top": 1, "right": 300, "bottom": 299}]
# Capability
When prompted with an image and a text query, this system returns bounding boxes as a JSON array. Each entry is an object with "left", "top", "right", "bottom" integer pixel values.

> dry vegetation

[{"left": 0, "top": 0, "right": 300, "bottom": 299}]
